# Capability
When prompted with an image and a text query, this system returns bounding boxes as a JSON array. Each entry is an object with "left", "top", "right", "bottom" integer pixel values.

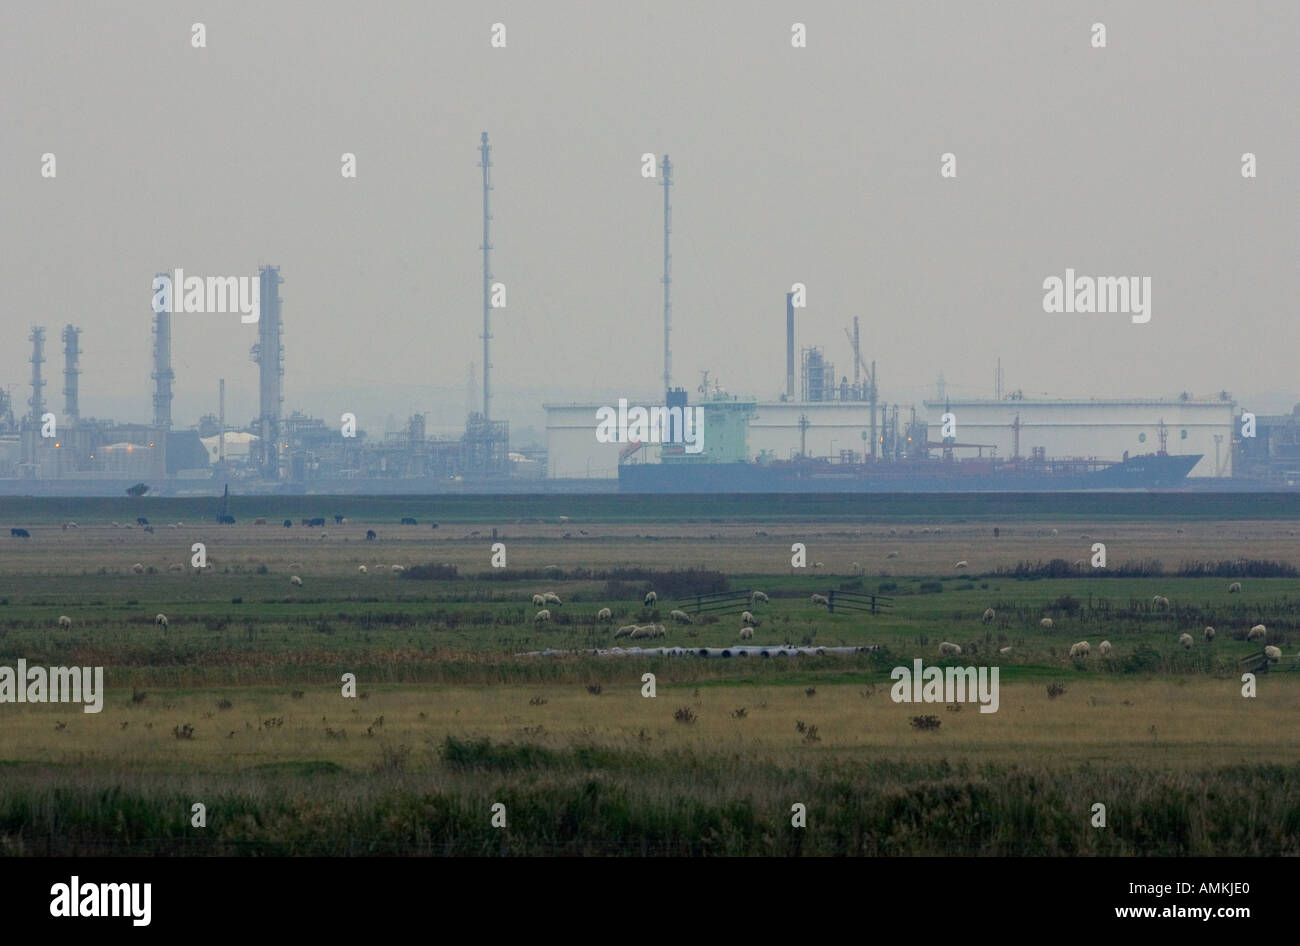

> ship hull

[{"left": 618, "top": 454, "right": 1203, "bottom": 493}]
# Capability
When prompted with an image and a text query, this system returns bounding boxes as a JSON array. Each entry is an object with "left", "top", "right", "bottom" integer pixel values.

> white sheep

[
  {"left": 739, "top": 627, "right": 754, "bottom": 640},
  {"left": 1050, "top": 528, "right": 1059, "bottom": 536},
  {"left": 391, "top": 565, "right": 404, "bottom": 573},
  {"left": 167, "top": 523, "right": 178, "bottom": 529},
  {"left": 1203, "top": 626, "right": 1215, "bottom": 641},
  {"left": 669, "top": 609, "right": 692, "bottom": 624},
  {"left": 1069, "top": 641, "right": 1090, "bottom": 658},
  {"left": 1264, "top": 645, "right": 1282, "bottom": 662},
  {"left": 810, "top": 593, "right": 829, "bottom": 607},
  {"left": 813, "top": 561, "right": 825, "bottom": 568},
  {"left": 532, "top": 594, "right": 546, "bottom": 606},
  {"left": 155, "top": 613, "right": 168, "bottom": 628},
  {"left": 1228, "top": 582, "right": 1242, "bottom": 594},
  {"left": 885, "top": 551, "right": 899, "bottom": 559},
  {"left": 132, "top": 563, "right": 145, "bottom": 574},
  {"left": 750, "top": 591, "right": 769, "bottom": 604},
  {"left": 597, "top": 608, "right": 613, "bottom": 622},
  {"left": 57, "top": 615, "right": 72, "bottom": 628},
  {"left": 1099, "top": 640, "right": 1112, "bottom": 655},
  {"left": 741, "top": 610, "right": 756, "bottom": 625},
  {"left": 982, "top": 608, "right": 995, "bottom": 624},
  {"left": 644, "top": 591, "right": 658, "bottom": 606},
  {"left": 1179, "top": 632, "right": 1193, "bottom": 650},
  {"left": 358, "top": 565, "right": 367, "bottom": 574},
  {"left": 938, "top": 641, "right": 962, "bottom": 657},
  {"left": 168, "top": 563, "right": 184, "bottom": 572},
  {"left": 1248, "top": 624, "right": 1266, "bottom": 641},
  {"left": 614, "top": 624, "right": 636, "bottom": 639},
  {"left": 631, "top": 624, "right": 666, "bottom": 640},
  {"left": 290, "top": 575, "right": 302, "bottom": 586},
  {"left": 1040, "top": 617, "right": 1054, "bottom": 629},
  {"left": 1152, "top": 595, "right": 1170, "bottom": 609},
  {"left": 543, "top": 592, "right": 562, "bottom": 605},
  {"left": 998, "top": 646, "right": 1012, "bottom": 655},
  {"left": 534, "top": 609, "right": 551, "bottom": 623},
  {"left": 954, "top": 560, "right": 968, "bottom": 569}
]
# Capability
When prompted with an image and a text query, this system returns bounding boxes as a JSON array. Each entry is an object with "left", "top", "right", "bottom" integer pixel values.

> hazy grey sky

[{"left": 3, "top": 1, "right": 1297, "bottom": 436}]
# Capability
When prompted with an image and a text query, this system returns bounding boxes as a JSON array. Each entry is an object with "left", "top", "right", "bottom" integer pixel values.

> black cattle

[
  {"left": 308, "top": 517, "right": 326, "bottom": 527},
  {"left": 10, "top": 528, "right": 30, "bottom": 538},
  {"left": 217, "top": 515, "right": 236, "bottom": 524},
  {"left": 430, "top": 522, "right": 438, "bottom": 530},
  {"left": 283, "top": 519, "right": 292, "bottom": 528},
  {"left": 365, "top": 530, "right": 376, "bottom": 541},
  {"left": 136, "top": 517, "right": 149, "bottom": 525},
  {"left": 334, "top": 514, "right": 344, "bottom": 524},
  {"left": 400, "top": 517, "right": 417, "bottom": 525}
]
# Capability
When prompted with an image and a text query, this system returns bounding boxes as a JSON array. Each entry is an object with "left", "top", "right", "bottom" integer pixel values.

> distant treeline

[{"left": 994, "top": 558, "right": 1297, "bottom": 579}]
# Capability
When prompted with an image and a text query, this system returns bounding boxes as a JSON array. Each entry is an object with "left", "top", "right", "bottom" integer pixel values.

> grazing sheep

[
  {"left": 750, "top": 591, "right": 768, "bottom": 604},
  {"left": 669, "top": 609, "right": 692, "bottom": 624},
  {"left": 810, "top": 593, "right": 829, "bottom": 607},
  {"left": 155, "top": 613, "right": 168, "bottom": 628},
  {"left": 998, "top": 646, "right": 1012, "bottom": 655},
  {"left": 1228, "top": 582, "right": 1242, "bottom": 594},
  {"left": 57, "top": 615, "right": 72, "bottom": 627},
  {"left": 543, "top": 592, "right": 562, "bottom": 605},
  {"left": 290, "top": 575, "right": 303, "bottom": 586},
  {"left": 168, "top": 563, "right": 183, "bottom": 572},
  {"left": 534, "top": 609, "right": 551, "bottom": 623},
  {"left": 614, "top": 625, "right": 636, "bottom": 639},
  {"left": 885, "top": 551, "right": 899, "bottom": 559},
  {"left": 1069, "top": 641, "right": 1090, "bottom": 658},
  {"left": 358, "top": 565, "right": 367, "bottom": 574},
  {"left": 938, "top": 641, "right": 962, "bottom": 657},
  {"left": 596, "top": 608, "right": 612, "bottom": 622},
  {"left": 391, "top": 565, "right": 404, "bottom": 573},
  {"left": 982, "top": 608, "right": 995, "bottom": 624},
  {"left": 1179, "top": 632, "right": 1193, "bottom": 650},
  {"left": 167, "top": 523, "right": 177, "bottom": 529},
  {"left": 131, "top": 563, "right": 144, "bottom": 574},
  {"left": 1264, "top": 645, "right": 1282, "bottom": 662},
  {"left": 643, "top": 591, "right": 658, "bottom": 606},
  {"left": 954, "top": 560, "right": 968, "bottom": 569},
  {"left": 739, "top": 627, "right": 754, "bottom": 640},
  {"left": 1152, "top": 595, "right": 1170, "bottom": 609},
  {"left": 1204, "top": 626, "right": 1215, "bottom": 641},
  {"left": 741, "top": 610, "right": 756, "bottom": 625},
  {"left": 1050, "top": 528, "right": 1059, "bottom": 536},
  {"left": 1248, "top": 624, "right": 1266, "bottom": 641},
  {"left": 532, "top": 594, "right": 546, "bottom": 606},
  {"left": 1040, "top": 617, "right": 1054, "bottom": 629},
  {"left": 1099, "top": 640, "right": 1112, "bottom": 655}
]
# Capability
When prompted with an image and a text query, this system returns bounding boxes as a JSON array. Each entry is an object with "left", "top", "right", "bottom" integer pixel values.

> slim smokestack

[
  {"left": 252, "top": 265, "right": 284, "bottom": 479},
  {"left": 786, "top": 292, "right": 795, "bottom": 398},
  {"left": 62, "top": 324, "right": 81, "bottom": 421},
  {"left": 851, "top": 317, "right": 860, "bottom": 387},
  {"left": 479, "top": 133, "right": 493, "bottom": 421},
  {"left": 218, "top": 378, "right": 226, "bottom": 466}
]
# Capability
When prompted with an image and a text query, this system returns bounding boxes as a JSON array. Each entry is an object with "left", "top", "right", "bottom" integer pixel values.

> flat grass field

[{"left": 0, "top": 493, "right": 1298, "bottom": 855}]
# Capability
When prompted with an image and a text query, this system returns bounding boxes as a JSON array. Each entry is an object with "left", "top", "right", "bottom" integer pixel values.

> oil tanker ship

[{"left": 617, "top": 393, "right": 1202, "bottom": 493}]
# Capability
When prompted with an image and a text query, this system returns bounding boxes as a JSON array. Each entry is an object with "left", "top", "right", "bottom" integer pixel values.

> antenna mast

[{"left": 662, "top": 154, "right": 672, "bottom": 395}]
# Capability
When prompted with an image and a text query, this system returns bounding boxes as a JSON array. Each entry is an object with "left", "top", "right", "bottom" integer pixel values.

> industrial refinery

[{"left": 1, "top": 135, "right": 1296, "bottom": 495}]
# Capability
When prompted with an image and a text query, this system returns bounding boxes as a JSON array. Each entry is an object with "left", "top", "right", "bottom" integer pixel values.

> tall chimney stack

[{"left": 785, "top": 292, "right": 795, "bottom": 399}]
